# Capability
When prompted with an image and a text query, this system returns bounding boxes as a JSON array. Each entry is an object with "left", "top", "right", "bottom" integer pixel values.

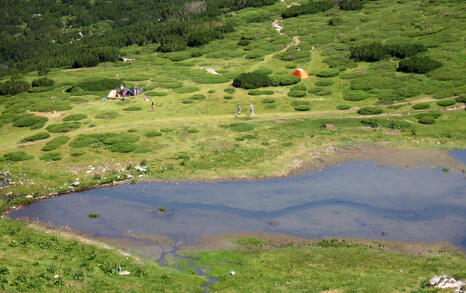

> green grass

[{"left": 0, "top": 0, "right": 464, "bottom": 209}]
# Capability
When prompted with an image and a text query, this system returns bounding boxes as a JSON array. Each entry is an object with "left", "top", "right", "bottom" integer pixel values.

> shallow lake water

[{"left": 9, "top": 151, "right": 466, "bottom": 250}]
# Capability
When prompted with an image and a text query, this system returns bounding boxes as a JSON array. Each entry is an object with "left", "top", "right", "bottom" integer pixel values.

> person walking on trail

[
  {"left": 249, "top": 104, "right": 254, "bottom": 116},
  {"left": 151, "top": 102, "right": 155, "bottom": 111},
  {"left": 237, "top": 105, "right": 241, "bottom": 116}
]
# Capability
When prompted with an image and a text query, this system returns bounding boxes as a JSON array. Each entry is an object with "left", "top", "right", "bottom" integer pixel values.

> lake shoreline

[{"left": 3, "top": 144, "right": 465, "bottom": 216}]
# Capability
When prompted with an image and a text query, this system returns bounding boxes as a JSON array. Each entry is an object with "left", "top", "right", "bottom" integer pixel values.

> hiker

[
  {"left": 151, "top": 102, "right": 155, "bottom": 111},
  {"left": 250, "top": 104, "right": 254, "bottom": 116},
  {"left": 237, "top": 105, "right": 241, "bottom": 116}
]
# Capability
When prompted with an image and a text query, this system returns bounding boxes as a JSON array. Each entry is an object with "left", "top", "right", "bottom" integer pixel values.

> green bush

[
  {"left": 361, "top": 119, "right": 381, "bottom": 128},
  {"left": 224, "top": 95, "right": 233, "bottom": 100},
  {"left": 191, "top": 94, "right": 206, "bottom": 100},
  {"left": 123, "top": 106, "right": 142, "bottom": 111},
  {"left": 40, "top": 152, "right": 62, "bottom": 162},
  {"left": 412, "top": 103, "right": 431, "bottom": 110},
  {"left": 224, "top": 88, "right": 235, "bottom": 94},
  {"left": 343, "top": 90, "right": 370, "bottom": 101},
  {"left": 456, "top": 95, "right": 466, "bottom": 103},
  {"left": 70, "top": 152, "right": 84, "bottom": 157},
  {"left": 161, "top": 128, "right": 173, "bottom": 132},
  {"left": 288, "top": 84, "right": 307, "bottom": 98},
  {"left": 418, "top": 117, "right": 435, "bottom": 124},
  {"left": 236, "top": 134, "right": 256, "bottom": 141},
  {"left": 270, "top": 74, "right": 301, "bottom": 86},
  {"left": 158, "top": 35, "right": 187, "bottom": 52},
  {"left": 20, "top": 132, "right": 50, "bottom": 143},
  {"left": 314, "top": 88, "right": 332, "bottom": 96},
  {"left": 46, "top": 122, "right": 81, "bottom": 133},
  {"left": 316, "top": 69, "right": 339, "bottom": 77},
  {"left": 146, "top": 131, "right": 162, "bottom": 137},
  {"left": 281, "top": 0, "right": 333, "bottom": 18},
  {"left": 42, "top": 136, "right": 70, "bottom": 151},
  {"left": 70, "top": 133, "right": 139, "bottom": 153},
  {"left": 437, "top": 99, "right": 456, "bottom": 107},
  {"left": 291, "top": 100, "right": 310, "bottom": 107},
  {"left": 186, "top": 128, "right": 199, "bottom": 134},
  {"left": 0, "top": 80, "right": 30, "bottom": 95},
  {"left": 294, "top": 105, "right": 311, "bottom": 111},
  {"left": 77, "top": 79, "right": 121, "bottom": 91},
  {"left": 128, "top": 129, "right": 137, "bottom": 132},
  {"left": 398, "top": 56, "right": 442, "bottom": 74},
  {"left": 233, "top": 72, "right": 273, "bottom": 89},
  {"left": 107, "top": 142, "right": 137, "bottom": 153},
  {"left": 357, "top": 107, "right": 383, "bottom": 115},
  {"left": 262, "top": 98, "right": 275, "bottom": 104},
  {"left": 385, "top": 43, "right": 427, "bottom": 59},
  {"left": 339, "top": 0, "right": 363, "bottom": 10},
  {"left": 337, "top": 105, "right": 351, "bottom": 110},
  {"left": 13, "top": 115, "right": 48, "bottom": 129},
  {"left": 63, "top": 114, "right": 87, "bottom": 121},
  {"left": 147, "top": 91, "right": 168, "bottom": 96},
  {"left": 182, "top": 99, "right": 193, "bottom": 104},
  {"left": 350, "top": 43, "right": 386, "bottom": 62},
  {"left": 230, "top": 123, "right": 254, "bottom": 132},
  {"left": 3, "top": 151, "right": 33, "bottom": 161},
  {"left": 31, "top": 77, "right": 54, "bottom": 87},
  {"left": 414, "top": 111, "right": 442, "bottom": 120},
  {"left": 315, "top": 80, "right": 334, "bottom": 87}
]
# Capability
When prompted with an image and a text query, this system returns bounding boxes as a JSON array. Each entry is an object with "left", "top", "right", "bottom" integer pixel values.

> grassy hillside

[
  {"left": 0, "top": 0, "right": 465, "bottom": 211},
  {"left": 1, "top": 218, "right": 465, "bottom": 292}
]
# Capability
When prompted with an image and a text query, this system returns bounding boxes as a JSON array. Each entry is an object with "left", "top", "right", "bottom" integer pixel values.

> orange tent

[{"left": 292, "top": 68, "right": 310, "bottom": 80}]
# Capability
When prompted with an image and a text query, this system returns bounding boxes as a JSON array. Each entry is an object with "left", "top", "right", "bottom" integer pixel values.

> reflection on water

[{"left": 9, "top": 155, "right": 466, "bottom": 249}]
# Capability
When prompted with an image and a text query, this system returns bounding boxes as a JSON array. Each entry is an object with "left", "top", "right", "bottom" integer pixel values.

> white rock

[
  {"left": 135, "top": 165, "right": 147, "bottom": 172},
  {"left": 72, "top": 181, "right": 80, "bottom": 186},
  {"left": 230, "top": 271, "right": 235, "bottom": 275},
  {"left": 53, "top": 274, "right": 59, "bottom": 279},
  {"left": 119, "top": 271, "right": 130, "bottom": 275}
]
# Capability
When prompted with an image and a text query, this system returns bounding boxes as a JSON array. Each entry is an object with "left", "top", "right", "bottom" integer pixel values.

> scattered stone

[
  {"left": 428, "top": 275, "right": 465, "bottom": 292},
  {"left": 230, "top": 271, "right": 235, "bottom": 276},
  {"left": 25, "top": 194, "right": 33, "bottom": 199},
  {"left": 135, "top": 165, "right": 147, "bottom": 173},
  {"left": 53, "top": 274, "right": 59, "bottom": 279},
  {"left": 72, "top": 181, "right": 80, "bottom": 186},
  {"left": 206, "top": 68, "right": 219, "bottom": 75},
  {"left": 119, "top": 271, "right": 130, "bottom": 275}
]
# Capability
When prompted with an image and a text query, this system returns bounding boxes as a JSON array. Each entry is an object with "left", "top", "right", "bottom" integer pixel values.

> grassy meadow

[
  {"left": 1, "top": 0, "right": 465, "bottom": 211},
  {"left": 0, "top": 0, "right": 465, "bottom": 291}
]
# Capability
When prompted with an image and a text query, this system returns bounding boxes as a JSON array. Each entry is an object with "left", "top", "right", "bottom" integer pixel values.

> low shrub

[
  {"left": 398, "top": 56, "right": 442, "bottom": 74},
  {"left": 146, "top": 131, "right": 162, "bottom": 137},
  {"left": 314, "top": 89, "right": 332, "bottom": 96},
  {"left": 339, "top": 0, "right": 363, "bottom": 10},
  {"left": 337, "top": 105, "right": 351, "bottom": 110},
  {"left": 107, "top": 142, "right": 137, "bottom": 153},
  {"left": 128, "top": 129, "right": 137, "bottom": 132},
  {"left": 46, "top": 122, "right": 80, "bottom": 133},
  {"left": 315, "top": 80, "right": 334, "bottom": 87},
  {"left": 294, "top": 105, "right": 310, "bottom": 111},
  {"left": 224, "top": 88, "right": 235, "bottom": 94},
  {"left": 357, "top": 107, "right": 383, "bottom": 115},
  {"left": 13, "top": 115, "right": 48, "bottom": 129},
  {"left": 350, "top": 43, "right": 386, "bottom": 62},
  {"left": 412, "top": 103, "right": 431, "bottom": 110},
  {"left": 70, "top": 152, "right": 84, "bottom": 157},
  {"left": 288, "top": 84, "right": 307, "bottom": 98},
  {"left": 40, "top": 152, "right": 62, "bottom": 162},
  {"left": 20, "top": 132, "right": 50, "bottom": 143},
  {"left": 361, "top": 119, "right": 381, "bottom": 128},
  {"left": 63, "top": 114, "right": 87, "bottom": 121},
  {"left": 191, "top": 94, "right": 206, "bottom": 100},
  {"left": 317, "top": 69, "right": 339, "bottom": 77},
  {"left": 123, "top": 106, "right": 142, "bottom": 111},
  {"left": 31, "top": 77, "right": 54, "bottom": 87},
  {"left": 229, "top": 123, "right": 254, "bottom": 132},
  {"left": 328, "top": 17, "right": 343, "bottom": 26},
  {"left": 262, "top": 98, "right": 275, "bottom": 104},
  {"left": 208, "top": 89, "right": 215, "bottom": 93},
  {"left": 3, "top": 151, "right": 33, "bottom": 161},
  {"left": 182, "top": 99, "right": 193, "bottom": 104},
  {"left": 437, "top": 99, "right": 456, "bottom": 107},
  {"left": 414, "top": 111, "right": 442, "bottom": 120},
  {"left": 77, "top": 79, "right": 121, "bottom": 91},
  {"left": 270, "top": 74, "right": 301, "bottom": 86},
  {"left": 291, "top": 100, "right": 310, "bottom": 107},
  {"left": 42, "top": 136, "right": 70, "bottom": 151},
  {"left": 385, "top": 43, "right": 427, "bottom": 59},
  {"left": 224, "top": 95, "right": 233, "bottom": 100},
  {"left": 456, "top": 95, "right": 466, "bottom": 103},
  {"left": 343, "top": 90, "right": 370, "bottom": 101},
  {"left": 186, "top": 128, "right": 199, "bottom": 134},
  {"left": 281, "top": 0, "right": 333, "bottom": 18},
  {"left": 236, "top": 134, "right": 256, "bottom": 141},
  {"left": 147, "top": 91, "right": 168, "bottom": 96},
  {"left": 161, "top": 128, "right": 173, "bottom": 132},
  {"left": 418, "top": 117, "right": 435, "bottom": 124},
  {"left": 0, "top": 80, "right": 30, "bottom": 95},
  {"left": 70, "top": 133, "right": 139, "bottom": 153},
  {"left": 233, "top": 72, "right": 272, "bottom": 89}
]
